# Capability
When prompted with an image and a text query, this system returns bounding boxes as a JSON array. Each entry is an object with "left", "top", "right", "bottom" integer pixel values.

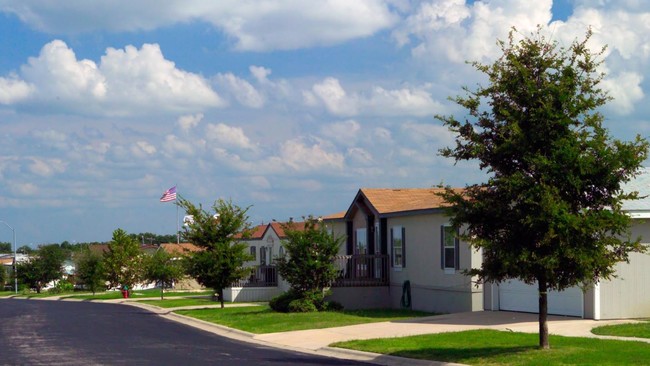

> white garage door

[{"left": 499, "top": 280, "right": 583, "bottom": 317}]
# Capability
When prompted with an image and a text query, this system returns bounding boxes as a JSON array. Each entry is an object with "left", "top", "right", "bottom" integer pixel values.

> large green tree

[
  {"left": 438, "top": 28, "right": 648, "bottom": 349},
  {"left": 179, "top": 198, "right": 253, "bottom": 308},
  {"left": 103, "top": 228, "right": 144, "bottom": 293},
  {"left": 143, "top": 249, "right": 185, "bottom": 300},
  {"left": 75, "top": 248, "right": 106, "bottom": 295},
  {"left": 16, "top": 244, "right": 66, "bottom": 293},
  {"left": 275, "top": 217, "right": 342, "bottom": 307}
]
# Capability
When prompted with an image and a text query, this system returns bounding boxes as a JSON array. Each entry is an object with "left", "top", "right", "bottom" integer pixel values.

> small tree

[
  {"left": 143, "top": 249, "right": 185, "bottom": 300},
  {"left": 16, "top": 244, "right": 66, "bottom": 293},
  {"left": 179, "top": 198, "right": 253, "bottom": 308},
  {"left": 0, "top": 264, "right": 6, "bottom": 289},
  {"left": 103, "top": 228, "right": 144, "bottom": 294},
  {"left": 75, "top": 249, "right": 105, "bottom": 295},
  {"left": 438, "top": 27, "right": 648, "bottom": 349},
  {"left": 0, "top": 242, "right": 11, "bottom": 253},
  {"left": 274, "top": 216, "right": 343, "bottom": 312}
]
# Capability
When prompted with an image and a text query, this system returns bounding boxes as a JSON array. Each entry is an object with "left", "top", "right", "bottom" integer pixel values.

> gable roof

[{"left": 344, "top": 188, "right": 460, "bottom": 219}]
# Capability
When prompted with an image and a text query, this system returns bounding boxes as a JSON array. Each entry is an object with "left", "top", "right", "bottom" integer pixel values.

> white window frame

[
  {"left": 442, "top": 225, "right": 458, "bottom": 274},
  {"left": 250, "top": 246, "right": 256, "bottom": 261},
  {"left": 391, "top": 226, "right": 404, "bottom": 270}
]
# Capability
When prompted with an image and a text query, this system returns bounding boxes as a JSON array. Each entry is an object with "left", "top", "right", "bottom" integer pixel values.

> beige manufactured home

[{"left": 326, "top": 176, "right": 650, "bottom": 319}]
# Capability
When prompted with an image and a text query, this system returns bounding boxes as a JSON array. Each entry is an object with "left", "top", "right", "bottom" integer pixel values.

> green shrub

[
  {"left": 270, "top": 290, "right": 298, "bottom": 312},
  {"left": 48, "top": 280, "right": 74, "bottom": 294},
  {"left": 288, "top": 298, "right": 318, "bottom": 313},
  {"left": 325, "top": 301, "right": 344, "bottom": 311}
]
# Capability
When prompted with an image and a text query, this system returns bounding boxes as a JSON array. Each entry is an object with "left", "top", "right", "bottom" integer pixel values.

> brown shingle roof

[
  {"left": 159, "top": 243, "right": 201, "bottom": 255},
  {"left": 360, "top": 188, "right": 459, "bottom": 214},
  {"left": 322, "top": 211, "right": 346, "bottom": 220}
]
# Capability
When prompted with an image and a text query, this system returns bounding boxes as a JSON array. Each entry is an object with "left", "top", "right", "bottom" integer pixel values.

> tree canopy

[
  {"left": 179, "top": 198, "right": 253, "bottom": 308},
  {"left": 16, "top": 244, "right": 66, "bottom": 293},
  {"left": 103, "top": 228, "right": 144, "bottom": 292},
  {"left": 75, "top": 248, "right": 106, "bottom": 295},
  {"left": 438, "top": 27, "right": 648, "bottom": 349},
  {"left": 143, "top": 249, "right": 185, "bottom": 300}
]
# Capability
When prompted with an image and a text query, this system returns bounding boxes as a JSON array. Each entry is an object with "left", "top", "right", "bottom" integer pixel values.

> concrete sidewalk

[{"left": 123, "top": 300, "right": 650, "bottom": 365}]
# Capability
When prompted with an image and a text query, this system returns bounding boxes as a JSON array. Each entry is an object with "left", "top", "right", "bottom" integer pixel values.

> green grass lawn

[
  {"left": 175, "top": 305, "right": 434, "bottom": 334},
  {"left": 0, "top": 290, "right": 14, "bottom": 297},
  {"left": 332, "top": 329, "right": 650, "bottom": 365},
  {"left": 64, "top": 289, "right": 212, "bottom": 300},
  {"left": 591, "top": 320, "right": 650, "bottom": 339},
  {"left": 138, "top": 297, "right": 219, "bottom": 308}
]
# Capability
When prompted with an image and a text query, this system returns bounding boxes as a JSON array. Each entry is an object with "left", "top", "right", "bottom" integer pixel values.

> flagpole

[{"left": 176, "top": 184, "right": 180, "bottom": 244}]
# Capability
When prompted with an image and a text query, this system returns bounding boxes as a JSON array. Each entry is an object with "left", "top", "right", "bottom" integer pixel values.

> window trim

[
  {"left": 391, "top": 226, "right": 406, "bottom": 269},
  {"left": 441, "top": 225, "right": 459, "bottom": 274}
]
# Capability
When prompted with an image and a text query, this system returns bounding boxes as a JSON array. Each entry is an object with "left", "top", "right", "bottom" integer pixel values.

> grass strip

[
  {"left": 138, "top": 297, "right": 219, "bottom": 308},
  {"left": 332, "top": 329, "right": 650, "bottom": 365},
  {"left": 64, "top": 289, "right": 212, "bottom": 300},
  {"left": 175, "top": 306, "right": 434, "bottom": 334},
  {"left": 592, "top": 320, "right": 650, "bottom": 339}
]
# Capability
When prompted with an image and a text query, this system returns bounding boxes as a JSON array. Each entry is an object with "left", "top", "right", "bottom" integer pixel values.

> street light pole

[{"left": 0, "top": 221, "right": 17, "bottom": 294}]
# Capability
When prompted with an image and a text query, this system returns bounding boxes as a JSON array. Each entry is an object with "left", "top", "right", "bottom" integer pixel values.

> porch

[{"left": 331, "top": 254, "right": 389, "bottom": 287}]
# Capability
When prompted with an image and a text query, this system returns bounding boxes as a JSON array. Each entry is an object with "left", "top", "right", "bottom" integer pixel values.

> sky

[{"left": 1, "top": 0, "right": 649, "bottom": 246}]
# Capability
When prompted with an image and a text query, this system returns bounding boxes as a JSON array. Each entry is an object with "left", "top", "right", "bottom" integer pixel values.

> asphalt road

[{"left": 0, "top": 299, "right": 371, "bottom": 366}]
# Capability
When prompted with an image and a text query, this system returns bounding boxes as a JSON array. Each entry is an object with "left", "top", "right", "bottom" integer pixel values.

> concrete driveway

[{"left": 254, "top": 311, "right": 648, "bottom": 351}]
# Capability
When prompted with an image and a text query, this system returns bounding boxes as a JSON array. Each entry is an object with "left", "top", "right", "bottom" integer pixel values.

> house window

[
  {"left": 441, "top": 225, "right": 459, "bottom": 272},
  {"left": 391, "top": 226, "right": 405, "bottom": 268},
  {"left": 260, "top": 246, "right": 267, "bottom": 265},
  {"left": 279, "top": 246, "right": 284, "bottom": 257},
  {"left": 250, "top": 246, "right": 256, "bottom": 261},
  {"left": 355, "top": 228, "right": 367, "bottom": 255}
]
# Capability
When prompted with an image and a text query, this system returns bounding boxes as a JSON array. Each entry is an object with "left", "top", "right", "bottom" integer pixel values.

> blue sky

[{"left": 1, "top": 0, "right": 649, "bottom": 246}]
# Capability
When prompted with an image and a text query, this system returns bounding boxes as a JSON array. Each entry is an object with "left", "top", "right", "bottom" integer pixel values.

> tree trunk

[
  {"left": 538, "top": 279, "right": 549, "bottom": 349},
  {"left": 218, "top": 289, "right": 224, "bottom": 309},
  {"left": 160, "top": 286, "right": 164, "bottom": 300}
]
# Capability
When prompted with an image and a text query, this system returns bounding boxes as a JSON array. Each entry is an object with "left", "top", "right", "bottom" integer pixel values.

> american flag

[{"left": 160, "top": 186, "right": 177, "bottom": 202}]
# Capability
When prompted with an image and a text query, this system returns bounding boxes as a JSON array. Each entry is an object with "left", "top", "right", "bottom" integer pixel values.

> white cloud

[
  {"left": 31, "top": 129, "right": 68, "bottom": 150},
  {"left": 306, "top": 77, "right": 442, "bottom": 117},
  {"left": 162, "top": 134, "right": 199, "bottom": 157},
  {"left": 99, "top": 43, "right": 224, "bottom": 113},
  {"left": 214, "top": 72, "right": 265, "bottom": 108},
  {"left": 28, "top": 157, "right": 66, "bottom": 177},
  {"left": 21, "top": 40, "right": 107, "bottom": 101},
  {"left": 0, "top": 75, "right": 33, "bottom": 104},
  {"left": 250, "top": 66, "right": 272, "bottom": 84},
  {"left": 346, "top": 147, "right": 374, "bottom": 165},
  {"left": 602, "top": 72, "right": 644, "bottom": 115},
  {"left": 320, "top": 120, "right": 361, "bottom": 146},
  {"left": 11, "top": 182, "right": 38, "bottom": 196},
  {"left": 130, "top": 141, "right": 157, "bottom": 159},
  {"left": 307, "top": 77, "right": 358, "bottom": 116},
  {"left": 0, "top": 1, "right": 398, "bottom": 51},
  {"left": 177, "top": 113, "right": 204, "bottom": 131},
  {"left": 394, "top": 0, "right": 553, "bottom": 63},
  {"left": 249, "top": 176, "right": 271, "bottom": 189},
  {"left": 280, "top": 139, "right": 344, "bottom": 171},
  {"left": 5, "top": 40, "right": 224, "bottom": 115},
  {"left": 205, "top": 123, "right": 256, "bottom": 150}
]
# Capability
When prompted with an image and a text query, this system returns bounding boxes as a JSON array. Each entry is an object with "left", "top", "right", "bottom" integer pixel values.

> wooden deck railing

[{"left": 331, "top": 254, "right": 389, "bottom": 287}]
